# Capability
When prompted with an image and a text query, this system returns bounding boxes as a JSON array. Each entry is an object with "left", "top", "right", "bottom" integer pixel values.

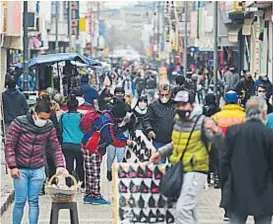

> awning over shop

[
  {"left": 242, "top": 18, "right": 254, "bottom": 35},
  {"left": 228, "top": 25, "right": 242, "bottom": 43}
]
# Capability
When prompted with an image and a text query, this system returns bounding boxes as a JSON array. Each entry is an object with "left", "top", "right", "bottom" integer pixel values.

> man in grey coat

[{"left": 223, "top": 66, "right": 240, "bottom": 93}]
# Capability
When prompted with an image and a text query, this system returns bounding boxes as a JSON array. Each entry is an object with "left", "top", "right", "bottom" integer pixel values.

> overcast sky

[{"left": 102, "top": 1, "right": 138, "bottom": 9}]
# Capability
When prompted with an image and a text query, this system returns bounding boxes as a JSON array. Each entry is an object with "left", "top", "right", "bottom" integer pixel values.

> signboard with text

[{"left": 71, "top": 1, "right": 79, "bottom": 37}]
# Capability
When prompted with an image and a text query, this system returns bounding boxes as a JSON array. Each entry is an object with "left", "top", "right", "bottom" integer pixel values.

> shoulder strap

[
  {"left": 180, "top": 115, "right": 202, "bottom": 161},
  {"left": 98, "top": 122, "right": 114, "bottom": 133}
]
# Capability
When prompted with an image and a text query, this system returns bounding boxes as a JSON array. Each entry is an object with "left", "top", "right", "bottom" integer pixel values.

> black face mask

[
  {"left": 176, "top": 110, "right": 191, "bottom": 119},
  {"left": 8, "top": 82, "right": 16, "bottom": 89}
]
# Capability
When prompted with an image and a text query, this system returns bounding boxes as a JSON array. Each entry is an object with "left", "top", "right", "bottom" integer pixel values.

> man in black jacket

[
  {"left": 2, "top": 75, "right": 29, "bottom": 134},
  {"left": 143, "top": 84, "right": 176, "bottom": 162},
  {"left": 235, "top": 71, "right": 255, "bottom": 107},
  {"left": 207, "top": 97, "right": 273, "bottom": 224}
]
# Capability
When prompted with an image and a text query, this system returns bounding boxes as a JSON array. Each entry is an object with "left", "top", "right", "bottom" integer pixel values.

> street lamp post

[
  {"left": 55, "top": 1, "right": 59, "bottom": 53},
  {"left": 213, "top": 1, "right": 218, "bottom": 94},
  {"left": 183, "top": 2, "right": 188, "bottom": 71},
  {"left": 23, "top": 1, "right": 29, "bottom": 91}
]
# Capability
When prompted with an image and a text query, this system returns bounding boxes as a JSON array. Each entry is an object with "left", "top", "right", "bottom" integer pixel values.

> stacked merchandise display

[{"left": 113, "top": 163, "right": 176, "bottom": 224}]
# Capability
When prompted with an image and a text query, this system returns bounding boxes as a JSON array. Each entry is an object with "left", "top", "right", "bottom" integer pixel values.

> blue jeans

[
  {"left": 13, "top": 167, "right": 45, "bottom": 224},
  {"left": 229, "top": 212, "right": 272, "bottom": 224},
  {"left": 106, "top": 145, "right": 126, "bottom": 171},
  {"left": 153, "top": 141, "right": 167, "bottom": 163}
]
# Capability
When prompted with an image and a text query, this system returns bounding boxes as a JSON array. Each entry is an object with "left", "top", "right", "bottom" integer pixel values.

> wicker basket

[{"left": 46, "top": 174, "right": 77, "bottom": 203}]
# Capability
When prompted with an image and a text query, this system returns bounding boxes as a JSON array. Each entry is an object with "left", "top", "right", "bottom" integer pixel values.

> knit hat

[{"left": 111, "top": 100, "right": 127, "bottom": 119}]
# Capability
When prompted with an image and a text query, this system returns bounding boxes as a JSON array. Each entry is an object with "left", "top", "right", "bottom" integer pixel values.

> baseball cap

[{"left": 174, "top": 90, "right": 191, "bottom": 103}]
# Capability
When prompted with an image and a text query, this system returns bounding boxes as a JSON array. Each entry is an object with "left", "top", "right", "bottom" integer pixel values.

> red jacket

[{"left": 5, "top": 113, "right": 64, "bottom": 169}]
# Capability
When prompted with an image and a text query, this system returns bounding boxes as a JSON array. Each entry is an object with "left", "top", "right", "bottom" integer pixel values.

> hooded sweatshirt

[
  {"left": 80, "top": 75, "right": 98, "bottom": 105},
  {"left": 2, "top": 88, "right": 29, "bottom": 125},
  {"left": 203, "top": 93, "right": 221, "bottom": 117}
]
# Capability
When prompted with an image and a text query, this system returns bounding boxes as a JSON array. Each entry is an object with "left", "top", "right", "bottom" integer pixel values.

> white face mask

[
  {"left": 257, "top": 92, "right": 266, "bottom": 99},
  {"left": 138, "top": 102, "right": 147, "bottom": 110},
  {"left": 160, "top": 97, "right": 169, "bottom": 104},
  {"left": 33, "top": 116, "right": 48, "bottom": 127}
]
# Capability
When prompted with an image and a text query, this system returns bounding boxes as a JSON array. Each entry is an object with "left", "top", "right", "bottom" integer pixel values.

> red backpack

[{"left": 79, "top": 109, "right": 101, "bottom": 133}]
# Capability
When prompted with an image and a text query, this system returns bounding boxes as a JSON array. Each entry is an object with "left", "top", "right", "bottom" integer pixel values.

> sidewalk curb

[{"left": 1, "top": 190, "right": 14, "bottom": 216}]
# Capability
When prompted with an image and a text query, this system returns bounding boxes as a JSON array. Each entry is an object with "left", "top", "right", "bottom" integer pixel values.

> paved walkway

[{"left": 0, "top": 157, "right": 265, "bottom": 224}]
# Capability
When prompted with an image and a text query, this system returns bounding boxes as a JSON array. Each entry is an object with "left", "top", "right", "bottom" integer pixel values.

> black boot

[
  {"left": 140, "top": 180, "right": 149, "bottom": 193},
  {"left": 118, "top": 166, "right": 128, "bottom": 178},
  {"left": 130, "top": 210, "right": 139, "bottom": 222},
  {"left": 138, "top": 195, "right": 145, "bottom": 208},
  {"left": 148, "top": 195, "right": 156, "bottom": 208},
  {"left": 148, "top": 210, "right": 157, "bottom": 223},
  {"left": 137, "top": 166, "right": 145, "bottom": 178},
  {"left": 129, "top": 180, "right": 140, "bottom": 193},
  {"left": 106, "top": 170, "right": 112, "bottom": 181},
  {"left": 145, "top": 166, "right": 153, "bottom": 178},
  {"left": 119, "top": 181, "right": 128, "bottom": 193},
  {"left": 128, "top": 194, "right": 136, "bottom": 208},
  {"left": 166, "top": 210, "right": 175, "bottom": 223},
  {"left": 119, "top": 195, "right": 127, "bottom": 207},
  {"left": 139, "top": 210, "right": 148, "bottom": 223},
  {"left": 156, "top": 209, "right": 165, "bottom": 222},
  {"left": 158, "top": 195, "right": 166, "bottom": 208},
  {"left": 154, "top": 166, "right": 163, "bottom": 179},
  {"left": 128, "top": 166, "right": 137, "bottom": 178},
  {"left": 151, "top": 180, "right": 159, "bottom": 194}
]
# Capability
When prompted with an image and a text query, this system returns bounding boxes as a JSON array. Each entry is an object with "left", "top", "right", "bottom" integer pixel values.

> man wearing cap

[
  {"left": 150, "top": 88, "right": 219, "bottom": 224},
  {"left": 212, "top": 90, "right": 245, "bottom": 221},
  {"left": 143, "top": 84, "right": 176, "bottom": 162},
  {"left": 255, "top": 73, "right": 272, "bottom": 99},
  {"left": 81, "top": 100, "right": 131, "bottom": 205},
  {"left": 255, "top": 84, "right": 273, "bottom": 114}
]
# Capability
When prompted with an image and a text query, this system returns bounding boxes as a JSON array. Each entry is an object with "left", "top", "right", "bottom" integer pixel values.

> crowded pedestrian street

[{"left": 1, "top": 1, "right": 273, "bottom": 224}]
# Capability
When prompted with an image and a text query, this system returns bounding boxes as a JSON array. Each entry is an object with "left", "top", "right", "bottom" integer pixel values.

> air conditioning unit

[{"left": 45, "top": 20, "right": 52, "bottom": 31}]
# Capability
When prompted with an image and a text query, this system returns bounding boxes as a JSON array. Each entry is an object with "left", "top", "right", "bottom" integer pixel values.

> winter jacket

[
  {"left": 235, "top": 78, "right": 255, "bottom": 106},
  {"left": 143, "top": 100, "right": 176, "bottom": 143},
  {"left": 59, "top": 112, "right": 84, "bottom": 145},
  {"left": 223, "top": 71, "right": 240, "bottom": 91},
  {"left": 122, "top": 79, "right": 136, "bottom": 96},
  {"left": 219, "top": 120, "right": 273, "bottom": 215},
  {"left": 2, "top": 88, "right": 29, "bottom": 125},
  {"left": 158, "top": 105, "right": 215, "bottom": 173},
  {"left": 135, "top": 77, "right": 146, "bottom": 92},
  {"left": 255, "top": 77, "right": 273, "bottom": 99},
  {"left": 98, "top": 88, "right": 113, "bottom": 111},
  {"left": 212, "top": 104, "right": 245, "bottom": 135},
  {"left": 133, "top": 106, "right": 148, "bottom": 131},
  {"left": 203, "top": 94, "right": 221, "bottom": 117},
  {"left": 82, "top": 111, "right": 128, "bottom": 150},
  {"left": 4, "top": 112, "right": 64, "bottom": 169},
  {"left": 145, "top": 76, "right": 157, "bottom": 90},
  {"left": 80, "top": 75, "right": 98, "bottom": 106}
]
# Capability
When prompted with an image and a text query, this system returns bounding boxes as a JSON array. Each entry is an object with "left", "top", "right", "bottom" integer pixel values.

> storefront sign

[{"left": 71, "top": 1, "right": 79, "bottom": 36}]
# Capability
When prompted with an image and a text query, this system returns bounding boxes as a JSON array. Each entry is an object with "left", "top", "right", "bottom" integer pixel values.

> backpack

[
  {"left": 79, "top": 108, "right": 101, "bottom": 133},
  {"left": 84, "top": 122, "right": 113, "bottom": 154}
]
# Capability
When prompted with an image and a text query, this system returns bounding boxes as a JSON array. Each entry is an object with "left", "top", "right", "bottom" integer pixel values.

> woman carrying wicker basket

[{"left": 4, "top": 99, "right": 68, "bottom": 224}]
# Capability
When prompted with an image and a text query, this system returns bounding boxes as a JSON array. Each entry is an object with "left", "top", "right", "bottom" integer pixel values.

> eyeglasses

[
  {"left": 258, "top": 90, "right": 266, "bottom": 93},
  {"left": 159, "top": 94, "right": 170, "bottom": 97}
]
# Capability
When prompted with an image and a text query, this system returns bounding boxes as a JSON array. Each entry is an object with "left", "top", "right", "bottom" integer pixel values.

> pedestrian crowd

[{"left": 2, "top": 61, "right": 273, "bottom": 224}]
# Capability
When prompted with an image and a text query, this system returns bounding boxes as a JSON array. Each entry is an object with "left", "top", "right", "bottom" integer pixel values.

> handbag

[{"left": 159, "top": 115, "right": 202, "bottom": 199}]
